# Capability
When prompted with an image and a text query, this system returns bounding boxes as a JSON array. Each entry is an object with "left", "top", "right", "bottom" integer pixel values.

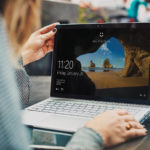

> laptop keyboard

[{"left": 27, "top": 100, "right": 141, "bottom": 118}]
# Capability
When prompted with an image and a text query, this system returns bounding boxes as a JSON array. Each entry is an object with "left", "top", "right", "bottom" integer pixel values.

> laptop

[{"left": 23, "top": 23, "right": 150, "bottom": 133}]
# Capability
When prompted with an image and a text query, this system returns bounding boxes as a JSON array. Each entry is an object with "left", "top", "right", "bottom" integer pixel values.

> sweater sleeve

[
  {"left": 65, "top": 127, "right": 104, "bottom": 150},
  {"left": 14, "top": 61, "right": 30, "bottom": 108}
]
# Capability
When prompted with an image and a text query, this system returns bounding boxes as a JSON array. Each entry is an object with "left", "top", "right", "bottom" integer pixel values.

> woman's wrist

[
  {"left": 21, "top": 48, "right": 33, "bottom": 66},
  {"left": 84, "top": 127, "right": 104, "bottom": 147}
]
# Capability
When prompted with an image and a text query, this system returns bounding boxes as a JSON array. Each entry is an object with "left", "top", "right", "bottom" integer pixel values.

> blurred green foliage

[{"left": 77, "top": 5, "right": 105, "bottom": 23}]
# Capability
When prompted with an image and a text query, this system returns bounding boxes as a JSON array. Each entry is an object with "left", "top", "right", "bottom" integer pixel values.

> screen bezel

[{"left": 51, "top": 23, "right": 150, "bottom": 105}]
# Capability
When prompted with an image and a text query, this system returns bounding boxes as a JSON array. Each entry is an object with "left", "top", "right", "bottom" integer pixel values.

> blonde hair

[{"left": 3, "top": 0, "right": 41, "bottom": 58}]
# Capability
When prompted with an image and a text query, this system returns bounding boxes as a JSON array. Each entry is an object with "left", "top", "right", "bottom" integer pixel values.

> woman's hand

[
  {"left": 21, "top": 23, "right": 59, "bottom": 66},
  {"left": 85, "top": 109, "right": 147, "bottom": 147}
]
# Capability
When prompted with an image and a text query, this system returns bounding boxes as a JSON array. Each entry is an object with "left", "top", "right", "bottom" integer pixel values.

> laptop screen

[{"left": 51, "top": 23, "right": 150, "bottom": 104}]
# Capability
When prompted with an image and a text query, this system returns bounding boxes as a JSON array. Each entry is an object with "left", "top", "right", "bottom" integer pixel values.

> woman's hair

[{"left": 2, "top": 0, "right": 41, "bottom": 58}]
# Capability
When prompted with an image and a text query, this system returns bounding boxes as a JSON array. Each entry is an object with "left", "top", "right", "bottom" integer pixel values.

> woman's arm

[
  {"left": 15, "top": 23, "right": 58, "bottom": 107},
  {"left": 65, "top": 127, "right": 104, "bottom": 150}
]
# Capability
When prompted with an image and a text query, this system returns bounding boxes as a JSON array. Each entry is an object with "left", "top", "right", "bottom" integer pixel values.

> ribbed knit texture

[{"left": 15, "top": 61, "right": 30, "bottom": 107}]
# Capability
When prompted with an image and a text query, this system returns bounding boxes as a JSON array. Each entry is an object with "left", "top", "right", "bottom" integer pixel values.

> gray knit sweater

[{"left": 15, "top": 59, "right": 30, "bottom": 107}]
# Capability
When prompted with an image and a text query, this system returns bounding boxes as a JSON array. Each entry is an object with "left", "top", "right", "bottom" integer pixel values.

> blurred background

[{"left": 25, "top": 0, "right": 150, "bottom": 76}]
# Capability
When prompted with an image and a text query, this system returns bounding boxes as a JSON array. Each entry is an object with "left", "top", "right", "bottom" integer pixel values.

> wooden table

[{"left": 29, "top": 76, "right": 150, "bottom": 150}]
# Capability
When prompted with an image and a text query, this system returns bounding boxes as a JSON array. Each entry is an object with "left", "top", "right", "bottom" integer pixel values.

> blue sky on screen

[{"left": 77, "top": 37, "right": 125, "bottom": 68}]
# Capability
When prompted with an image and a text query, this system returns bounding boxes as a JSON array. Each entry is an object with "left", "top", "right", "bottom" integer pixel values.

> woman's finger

[
  {"left": 126, "top": 128, "right": 147, "bottom": 138},
  {"left": 42, "top": 46, "right": 48, "bottom": 55},
  {"left": 47, "top": 42, "right": 54, "bottom": 52},
  {"left": 42, "top": 28, "right": 57, "bottom": 41},
  {"left": 115, "top": 109, "right": 129, "bottom": 116},
  {"left": 42, "top": 40, "right": 53, "bottom": 54},
  {"left": 37, "top": 23, "right": 59, "bottom": 34},
  {"left": 48, "top": 39, "right": 54, "bottom": 46},
  {"left": 48, "top": 45, "right": 53, "bottom": 52},
  {"left": 125, "top": 121, "right": 144, "bottom": 130},
  {"left": 122, "top": 115, "right": 137, "bottom": 122}
]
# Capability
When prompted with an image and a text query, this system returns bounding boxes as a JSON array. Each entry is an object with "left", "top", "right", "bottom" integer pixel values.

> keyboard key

[{"left": 27, "top": 101, "right": 141, "bottom": 118}]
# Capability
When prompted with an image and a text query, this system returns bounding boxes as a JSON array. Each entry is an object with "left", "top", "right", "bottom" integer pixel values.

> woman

[{"left": 0, "top": 0, "right": 147, "bottom": 150}]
